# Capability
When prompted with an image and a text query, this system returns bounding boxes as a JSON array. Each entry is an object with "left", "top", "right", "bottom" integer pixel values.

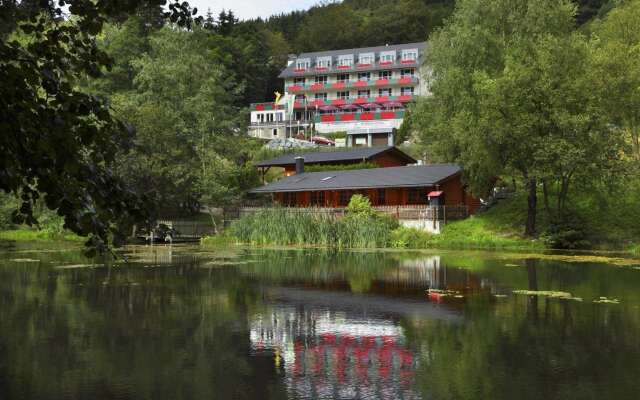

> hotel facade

[{"left": 248, "top": 42, "right": 428, "bottom": 147}]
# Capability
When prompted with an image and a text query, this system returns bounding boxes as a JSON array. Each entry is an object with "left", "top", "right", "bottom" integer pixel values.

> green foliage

[{"left": 304, "top": 162, "right": 377, "bottom": 173}]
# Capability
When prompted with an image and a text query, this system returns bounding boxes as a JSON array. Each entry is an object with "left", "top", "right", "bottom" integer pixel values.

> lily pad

[{"left": 512, "top": 290, "right": 582, "bottom": 301}]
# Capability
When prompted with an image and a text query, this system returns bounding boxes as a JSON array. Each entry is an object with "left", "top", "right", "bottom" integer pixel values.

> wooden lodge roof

[
  {"left": 255, "top": 146, "right": 416, "bottom": 168},
  {"left": 250, "top": 164, "right": 461, "bottom": 193}
]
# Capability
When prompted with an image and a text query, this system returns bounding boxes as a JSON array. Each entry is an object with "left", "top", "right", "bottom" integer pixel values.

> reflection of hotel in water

[
  {"left": 247, "top": 256, "right": 494, "bottom": 399},
  {"left": 250, "top": 307, "right": 420, "bottom": 400}
]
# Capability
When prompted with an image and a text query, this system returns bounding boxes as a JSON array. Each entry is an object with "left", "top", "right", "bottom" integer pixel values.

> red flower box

[
  {"left": 398, "top": 77, "right": 413, "bottom": 85},
  {"left": 356, "top": 63, "right": 372, "bottom": 68},
  {"left": 315, "top": 67, "right": 328, "bottom": 72},
  {"left": 287, "top": 85, "right": 302, "bottom": 92},
  {"left": 379, "top": 61, "right": 393, "bottom": 65},
  {"left": 332, "top": 82, "right": 346, "bottom": 89},
  {"left": 375, "top": 96, "right": 390, "bottom": 103},
  {"left": 255, "top": 104, "right": 265, "bottom": 111},
  {"left": 375, "top": 79, "right": 389, "bottom": 86},
  {"left": 353, "top": 97, "right": 367, "bottom": 104},
  {"left": 340, "top": 113, "right": 355, "bottom": 121},
  {"left": 337, "top": 65, "right": 351, "bottom": 70},
  {"left": 310, "top": 83, "right": 325, "bottom": 90},
  {"left": 380, "top": 111, "right": 396, "bottom": 119},
  {"left": 320, "top": 115, "right": 335, "bottom": 122},
  {"left": 401, "top": 59, "right": 416, "bottom": 64},
  {"left": 360, "top": 112, "right": 374, "bottom": 120},
  {"left": 353, "top": 80, "right": 368, "bottom": 87},
  {"left": 310, "top": 100, "right": 325, "bottom": 107},
  {"left": 294, "top": 68, "right": 306, "bottom": 72},
  {"left": 398, "top": 95, "right": 413, "bottom": 102},
  {"left": 294, "top": 101, "right": 303, "bottom": 108},
  {"left": 331, "top": 99, "right": 346, "bottom": 106}
]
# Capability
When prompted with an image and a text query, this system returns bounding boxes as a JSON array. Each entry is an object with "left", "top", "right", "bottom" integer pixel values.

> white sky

[{"left": 186, "top": 0, "right": 322, "bottom": 21}]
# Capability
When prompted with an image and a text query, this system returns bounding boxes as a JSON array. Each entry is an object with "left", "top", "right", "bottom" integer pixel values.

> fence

[
  {"left": 226, "top": 205, "right": 468, "bottom": 224},
  {"left": 156, "top": 219, "right": 217, "bottom": 239}
]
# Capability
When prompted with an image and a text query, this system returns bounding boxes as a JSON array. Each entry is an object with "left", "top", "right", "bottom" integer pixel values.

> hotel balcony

[
  {"left": 286, "top": 76, "right": 419, "bottom": 93},
  {"left": 290, "top": 58, "right": 419, "bottom": 76},
  {"left": 295, "top": 94, "right": 416, "bottom": 109},
  {"left": 315, "top": 110, "right": 405, "bottom": 123}
]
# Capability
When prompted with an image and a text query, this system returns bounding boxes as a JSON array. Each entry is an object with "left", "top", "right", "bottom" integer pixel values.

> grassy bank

[{"left": 0, "top": 229, "right": 83, "bottom": 242}]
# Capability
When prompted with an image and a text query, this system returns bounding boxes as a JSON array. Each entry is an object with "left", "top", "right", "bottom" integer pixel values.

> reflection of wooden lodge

[{"left": 250, "top": 308, "right": 419, "bottom": 400}]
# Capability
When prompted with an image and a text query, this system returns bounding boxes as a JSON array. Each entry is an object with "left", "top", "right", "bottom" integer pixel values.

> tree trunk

[
  {"left": 525, "top": 177, "right": 537, "bottom": 237},
  {"left": 542, "top": 179, "right": 551, "bottom": 217}
]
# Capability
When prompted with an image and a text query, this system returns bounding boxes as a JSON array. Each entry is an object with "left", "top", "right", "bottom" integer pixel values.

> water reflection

[{"left": 0, "top": 244, "right": 639, "bottom": 400}]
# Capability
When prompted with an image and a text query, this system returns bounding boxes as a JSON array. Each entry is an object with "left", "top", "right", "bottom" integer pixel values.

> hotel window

[
  {"left": 276, "top": 112, "right": 284, "bottom": 121},
  {"left": 401, "top": 87, "right": 415, "bottom": 96},
  {"left": 357, "top": 72, "right": 371, "bottom": 81},
  {"left": 401, "top": 49, "right": 418, "bottom": 61},
  {"left": 272, "top": 128, "right": 278, "bottom": 136},
  {"left": 378, "top": 70, "right": 392, "bottom": 79},
  {"left": 266, "top": 113, "right": 274, "bottom": 122},
  {"left": 315, "top": 75, "right": 328, "bottom": 84},
  {"left": 357, "top": 89, "right": 370, "bottom": 98},
  {"left": 337, "top": 55, "right": 354, "bottom": 67},
  {"left": 358, "top": 52, "right": 374, "bottom": 64},
  {"left": 296, "top": 58, "right": 310, "bottom": 69},
  {"left": 293, "top": 77, "right": 306, "bottom": 85},
  {"left": 400, "top": 68, "right": 415, "bottom": 77},
  {"left": 378, "top": 88, "right": 392, "bottom": 97},
  {"left": 379, "top": 50, "right": 396, "bottom": 63},
  {"left": 337, "top": 73, "right": 350, "bottom": 82},
  {"left": 337, "top": 91, "right": 350, "bottom": 99},
  {"left": 377, "top": 189, "right": 386, "bottom": 205},
  {"left": 316, "top": 56, "right": 331, "bottom": 68},
  {"left": 295, "top": 94, "right": 306, "bottom": 101},
  {"left": 315, "top": 92, "right": 328, "bottom": 100}
]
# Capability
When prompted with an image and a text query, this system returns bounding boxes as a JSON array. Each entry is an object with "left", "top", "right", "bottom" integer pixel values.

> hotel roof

[{"left": 250, "top": 164, "right": 461, "bottom": 193}]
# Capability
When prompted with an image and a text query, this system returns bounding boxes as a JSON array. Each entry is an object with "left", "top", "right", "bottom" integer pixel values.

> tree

[
  {"left": 0, "top": 1, "right": 199, "bottom": 252},
  {"left": 590, "top": 0, "right": 640, "bottom": 161},
  {"left": 412, "top": 0, "right": 620, "bottom": 236}
]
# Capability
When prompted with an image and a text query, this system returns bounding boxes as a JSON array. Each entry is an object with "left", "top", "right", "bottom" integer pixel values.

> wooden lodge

[
  {"left": 250, "top": 154, "right": 481, "bottom": 213},
  {"left": 255, "top": 146, "right": 416, "bottom": 177}
]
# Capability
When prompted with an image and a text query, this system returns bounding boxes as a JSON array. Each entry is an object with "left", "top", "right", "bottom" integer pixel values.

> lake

[{"left": 1, "top": 242, "right": 639, "bottom": 399}]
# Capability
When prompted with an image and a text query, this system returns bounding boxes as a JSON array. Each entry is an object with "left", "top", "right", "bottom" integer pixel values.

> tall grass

[{"left": 230, "top": 207, "right": 397, "bottom": 249}]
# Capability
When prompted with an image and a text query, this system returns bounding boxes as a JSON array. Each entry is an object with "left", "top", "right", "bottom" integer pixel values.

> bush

[
  {"left": 390, "top": 226, "right": 433, "bottom": 248},
  {"left": 541, "top": 214, "right": 591, "bottom": 250}
]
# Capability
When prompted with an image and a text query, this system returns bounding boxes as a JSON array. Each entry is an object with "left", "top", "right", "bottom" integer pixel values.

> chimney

[{"left": 295, "top": 157, "right": 305, "bottom": 174}]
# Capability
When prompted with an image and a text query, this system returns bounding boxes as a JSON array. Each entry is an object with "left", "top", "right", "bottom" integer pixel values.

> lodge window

[
  {"left": 272, "top": 128, "right": 278, "bottom": 136},
  {"left": 310, "top": 191, "right": 325, "bottom": 206},
  {"left": 316, "top": 56, "right": 331, "bottom": 68},
  {"left": 401, "top": 68, "right": 415, "bottom": 77},
  {"left": 378, "top": 70, "right": 393, "bottom": 79},
  {"left": 408, "top": 188, "right": 427, "bottom": 204},
  {"left": 357, "top": 89, "right": 370, "bottom": 98},
  {"left": 293, "top": 77, "right": 306, "bottom": 85},
  {"left": 357, "top": 72, "right": 371, "bottom": 81},
  {"left": 379, "top": 51, "right": 396, "bottom": 63},
  {"left": 378, "top": 88, "right": 392, "bottom": 97},
  {"left": 339, "top": 190, "right": 351, "bottom": 206},
  {"left": 358, "top": 52, "right": 374, "bottom": 64},
  {"left": 315, "top": 75, "right": 328, "bottom": 84},
  {"left": 337, "top": 73, "right": 350, "bottom": 82},
  {"left": 377, "top": 189, "right": 386, "bottom": 205},
  {"left": 296, "top": 59, "right": 310, "bottom": 69},
  {"left": 401, "top": 49, "right": 418, "bottom": 61},
  {"left": 337, "top": 55, "right": 354, "bottom": 67},
  {"left": 337, "top": 91, "right": 350, "bottom": 99},
  {"left": 283, "top": 192, "right": 296, "bottom": 206},
  {"left": 401, "top": 87, "right": 415, "bottom": 96},
  {"left": 315, "top": 92, "right": 328, "bottom": 100}
]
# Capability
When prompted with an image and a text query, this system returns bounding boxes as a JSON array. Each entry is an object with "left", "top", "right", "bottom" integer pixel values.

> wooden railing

[{"left": 229, "top": 205, "right": 468, "bottom": 222}]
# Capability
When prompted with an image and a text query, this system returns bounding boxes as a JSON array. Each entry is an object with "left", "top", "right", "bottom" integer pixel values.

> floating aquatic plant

[
  {"left": 512, "top": 290, "right": 583, "bottom": 301},
  {"left": 593, "top": 297, "right": 620, "bottom": 304}
]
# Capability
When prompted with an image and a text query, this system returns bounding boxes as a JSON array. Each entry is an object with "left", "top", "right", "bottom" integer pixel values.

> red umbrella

[
  {"left": 384, "top": 101, "right": 403, "bottom": 108},
  {"left": 319, "top": 105, "right": 338, "bottom": 111},
  {"left": 340, "top": 104, "right": 360, "bottom": 111},
  {"left": 360, "top": 103, "right": 379, "bottom": 109}
]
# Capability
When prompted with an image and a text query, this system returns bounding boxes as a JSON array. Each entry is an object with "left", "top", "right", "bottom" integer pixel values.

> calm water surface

[{"left": 1, "top": 242, "right": 639, "bottom": 400}]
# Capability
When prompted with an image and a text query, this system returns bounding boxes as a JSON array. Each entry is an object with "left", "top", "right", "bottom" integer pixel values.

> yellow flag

[{"left": 274, "top": 91, "right": 282, "bottom": 104}]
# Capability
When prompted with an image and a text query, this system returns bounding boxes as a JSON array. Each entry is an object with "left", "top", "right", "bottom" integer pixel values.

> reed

[{"left": 230, "top": 204, "right": 397, "bottom": 249}]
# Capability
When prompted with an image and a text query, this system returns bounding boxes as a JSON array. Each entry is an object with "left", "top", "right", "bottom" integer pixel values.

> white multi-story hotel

[{"left": 248, "top": 42, "right": 428, "bottom": 147}]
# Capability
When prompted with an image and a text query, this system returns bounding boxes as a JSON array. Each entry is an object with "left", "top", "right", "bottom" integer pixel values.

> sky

[{"left": 187, "top": 0, "right": 322, "bottom": 20}]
